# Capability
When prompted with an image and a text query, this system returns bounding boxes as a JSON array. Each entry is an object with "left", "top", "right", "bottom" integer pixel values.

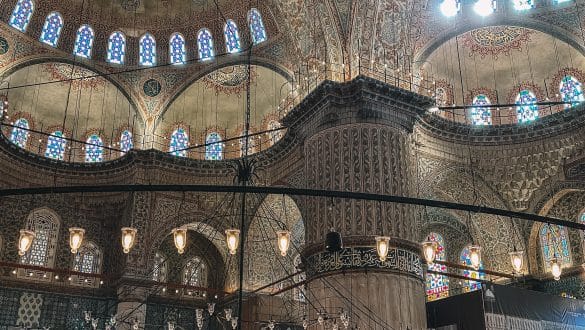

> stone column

[{"left": 284, "top": 76, "right": 432, "bottom": 329}]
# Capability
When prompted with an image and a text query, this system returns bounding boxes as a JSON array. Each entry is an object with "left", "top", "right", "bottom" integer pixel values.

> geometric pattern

[
  {"left": 9, "top": 0, "right": 34, "bottom": 32},
  {"left": 10, "top": 118, "right": 29, "bottom": 148},
  {"left": 470, "top": 94, "right": 492, "bottom": 125},
  {"left": 205, "top": 132, "right": 223, "bottom": 160},
  {"left": 539, "top": 224, "right": 571, "bottom": 272},
  {"left": 515, "top": 89, "right": 539, "bottom": 123},
  {"left": 45, "top": 131, "right": 66, "bottom": 160},
  {"left": 39, "top": 12, "right": 63, "bottom": 47},
  {"left": 107, "top": 31, "right": 126, "bottom": 65},
  {"left": 16, "top": 293, "right": 43, "bottom": 328},
  {"left": 170, "top": 128, "right": 188, "bottom": 157},
  {"left": 426, "top": 232, "right": 449, "bottom": 301},
  {"left": 120, "top": 130, "right": 133, "bottom": 155},
  {"left": 248, "top": 8, "right": 267, "bottom": 45},
  {"left": 169, "top": 33, "right": 186, "bottom": 65},
  {"left": 139, "top": 33, "right": 156, "bottom": 66},
  {"left": 224, "top": 20, "right": 241, "bottom": 53},
  {"left": 85, "top": 134, "right": 103, "bottom": 163},
  {"left": 197, "top": 29, "right": 215, "bottom": 60},
  {"left": 460, "top": 246, "right": 485, "bottom": 293},
  {"left": 559, "top": 75, "right": 584, "bottom": 108},
  {"left": 73, "top": 25, "right": 94, "bottom": 58}
]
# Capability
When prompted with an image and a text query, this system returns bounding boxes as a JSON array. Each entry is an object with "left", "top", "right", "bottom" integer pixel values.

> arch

[
  {"left": 119, "top": 130, "right": 133, "bottom": 155},
  {"left": 426, "top": 232, "right": 449, "bottom": 301},
  {"left": 539, "top": 223, "right": 572, "bottom": 272},
  {"left": 152, "top": 251, "right": 167, "bottom": 282},
  {"left": 460, "top": 245, "right": 485, "bottom": 292},
  {"left": 72, "top": 241, "right": 102, "bottom": 287},
  {"left": 20, "top": 208, "right": 61, "bottom": 277},
  {"left": 73, "top": 25, "right": 95, "bottom": 59},
  {"left": 197, "top": 29, "right": 215, "bottom": 60},
  {"left": 248, "top": 8, "right": 267, "bottom": 45},
  {"left": 182, "top": 256, "right": 208, "bottom": 297},
  {"left": 515, "top": 89, "right": 538, "bottom": 123},
  {"left": 169, "top": 33, "right": 186, "bottom": 65},
  {"left": 9, "top": 0, "right": 34, "bottom": 32},
  {"left": 39, "top": 12, "right": 63, "bottom": 47},
  {"left": 224, "top": 19, "right": 241, "bottom": 53},
  {"left": 10, "top": 118, "right": 29, "bottom": 148},
  {"left": 470, "top": 94, "right": 492, "bottom": 126},
  {"left": 85, "top": 134, "right": 103, "bottom": 163},
  {"left": 107, "top": 31, "right": 126, "bottom": 65},
  {"left": 44, "top": 130, "right": 66, "bottom": 160},
  {"left": 559, "top": 75, "right": 584, "bottom": 108},
  {"left": 205, "top": 132, "right": 223, "bottom": 160},
  {"left": 170, "top": 127, "right": 189, "bottom": 157},
  {"left": 139, "top": 33, "right": 156, "bottom": 66}
]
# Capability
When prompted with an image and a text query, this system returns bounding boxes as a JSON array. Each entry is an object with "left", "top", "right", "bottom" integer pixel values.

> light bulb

[
  {"left": 509, "top": 250, "right": 524, "bottom": 274},
  {"left": 18, "top": 229, "right": 35, "bottom": 256},
  {"left": 551, "top": 258, "right": 562, "bottom": 281},
  {"left": 375, "top": 236, "right": 391, "bottom": 262},
  {"left": 225, "top": 308, "right": 232, "bottom": 321},
  {"left": 172, "top": 227, "right": 187, "bottom": 254},
  {"left": 276, "top": 230, "right": 291, "bottom": 257},
  {"left": 69, "top": 227, "right": 85, "bottom": 254},
  {"left": 440, "top": 0, "right": 460, "bottom": 17},
  {"left": 474, "top": 0, "right": 496, "bottom": 16},
  {"left": 121, "top": 227, "right": 137, "bottom": 254},
  {"left": 225, "top": 229, "right": 240, "bottom": 255},
  {"left": 469, "top": 245, "right": 482, "bottom": 270},
  {"left": 421, "top": 241, "right": 437, "bottom": 264}
]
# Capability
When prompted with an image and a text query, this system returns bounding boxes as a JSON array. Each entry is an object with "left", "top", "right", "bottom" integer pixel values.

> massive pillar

[{"left": 283, "top": 76, "right": 432, "bottom": 329}]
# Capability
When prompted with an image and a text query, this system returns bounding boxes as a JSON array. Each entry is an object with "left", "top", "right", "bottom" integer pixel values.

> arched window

[
  {"left": 460, "top": 246, "right": 485, "bottom": 293},
  {"left": 72, "top": 241, "right": 102, "bottom": 286},
  {"left": 119, "top": 130, "right": 133, "bottom": 155},
  {"left": 197, "top": 29, "right": 215, "bottom": 60},
  {"left": 539, "top": 224, "right": 572, "bottom": 272},
  {"left": 267, "top": 120, "right": 282, "bottom": 145},
  {"left": 182, "top": 257, "right": 208, "bottom": 297},
  {"left": 9, "top": 0, "right": 34, "bottom": 32},
  {"left": 560, "top": 75, "right": 584, "bottom": 108},
  {"left": 293, "top": 255, "right": 306, "bottom": 302},
  {"left": 515, "top": 89, "right": 538, "bottom": 123},
  {"left": 20, "top": 209, "right": 60, "bottom": 278},
  {"left": 139, "top": 33, "right": 156, "bottom": 66},
  {"left": 169, "top": 33, "right": 186, "bottom": 65},
  {"left": 10, "top": 118, "right": 29, "bottom": 148},
  {"left": 248, "top": 8, "right": 267, "bottom": 44},
  {"left": 470, "top": 94, "right": 492, "bottom": 125},
  {"left": 107, "top": 31, "right": 126, "bottom": 65},
  {"left": 152, "top": 252, "right": 167, "bottom": 282},
  {"left": 45, "top": 131, "right": 66, "bottom": 160},
  {"left": 39, "top": 12, "right": 63, "bottom": 47},
  {"left": 426, "top": 233, "right": 449, "bottom": 301},
  {"left": 73, "top": 25, "right": 95, "bottom": 58},
  {"left": 239, "top": 130, "right": 255, "bottom": 157},
  {"left": 224, "top": 20, "right": 241, "bottom": 53},
  {"left": 513, "top": 0, "right": 534, "bottom": 10},
  {"left": 205, "top": 132, "right": 223, "bottom": 160},
  {"left": 85, "top": 134, "right": 103, "bottom": 163},
  {"left": 170, "top": 128, "right": 189, "bottom": 157}
]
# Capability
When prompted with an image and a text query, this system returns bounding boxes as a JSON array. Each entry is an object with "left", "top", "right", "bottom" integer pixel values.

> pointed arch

[
  {"left": 426, "top": 232, "right": 449, "bottom": 301},
  {"left": 470, "top": 94, "right": 492, "bottom": 125},
  {"left": 85, "top": 134, "right": 103, "bottom": 163},
  {"left": 107, "top": 31, "right": 126, "bottom": 65},
  {"left": 224, "top": 19, "right": 241, "bottom": 53},
  {"left": 9, "top": 0, "right": 34, "bottom": 32},
  {"left": 139, "top": 33, "right": 157, "bottom": 66},
  {"left": 248, "top": 8, "right": 267, "bottom": 44},
  {"left": 10, "top": 118, "right": 29, "bottom": 148},
  {"left": 197, "top": 29, "right": 215, "bottom": 60},
  {"left": 73, "top": 25, "right": 95, "bottom": 58},
  {"left": 39, "top": 12, "right": 63, "bottom": 47},
  {"left": 170, "top": 127, "right": 189, "bottom": 157},
  {"left": 169, "top": 33, "right": 186, "bottom": 65},
  {"left": 205, "top": 132, "right": 223, "bottom": 160},
  {"left": 515, "top": 90, "right": 539, "bottom": 123},
  {"left": 72, "top": 241, "right": 102, "bottom": 287},
  {"left": 20, "top": 208, "right": 60, "bottom": 279},
  {"left": 45, "top": 130, "right": 66, "bottom": 160}
]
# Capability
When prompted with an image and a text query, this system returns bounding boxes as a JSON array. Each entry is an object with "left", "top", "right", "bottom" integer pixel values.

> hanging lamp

[
  {"left": 17, "top": 229, "right": 35, "bottom": 256},
  {"left": 69, "top": 227, "right": 85, "bottom": 254},
  {"left": 121, "top": 227, "right": 137, "bottom": 254},
  {"left": 172, "top": 227, "right": 187, "bottom": 254}
]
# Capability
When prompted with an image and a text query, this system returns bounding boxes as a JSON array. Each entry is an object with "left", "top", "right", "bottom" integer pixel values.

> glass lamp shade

[
  {"left": 69, "top": 227, "right": 86, "bottom": 254},
  {"left": 224, "top": 308, "right": 232, "bottom": 321},
  {"left": 225, "top": 229, "right": 240, "bottom": 255},
  {"left": 469, "top": 245, "right": 482, "bottom": 270},
  {"left": 551, "top": 257, "right": 562, "bottom": 281},
  {"left": 172, "top": 227, "right": 187, "bottom": 254},
  {"left": 18, "top": 229, "right": 35, "bottom": 256},
  {"left": 121, "top": 227, "right": 138, "bottom": 254},
  {"left": 231, "top": 317, "right": 238, "bottom": 329},
  {"left": 421, "top": 240, "right": 438, "bottom": 264},
  {"left": 276, "top": 230, "right": 291, "bottom": 257},
  {"left": 375, "top": 236, "right": 391, "bottom": 262},
  {"left": 509, "top": 250, "right": 524, "bottom": 274}
]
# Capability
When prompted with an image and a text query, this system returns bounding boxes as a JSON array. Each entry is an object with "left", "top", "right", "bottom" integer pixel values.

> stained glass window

[
  {"left": 248, "top": 9, "right": 267, "bottom": 44},
  {"left": 197, "top": 29, "right": 215, "bottom": 60},
  {"left": 39, "top": 12, "right": 63, "bottom": 47},
  {"left": 513, "top": 0, "right": 534, "bottom": 10},
  {"left": 205, "top": 132, "right": 223, "bottom": 160},
  {"left": 470, "top": 94, "right": 492, "bottom": 125},
  {"left": 45, "top": 131, "right": 66, "bottom": 160},
  {"left": 152, "top": 252, "right": 167, "bottom": 282},
  {"left": 540, "top": 224, "right": 571, "bottom": 272},
  {"left": 581, "top": 212, "right": 585, "bottom": 223},
  {"left": 9, "top": 0, "right": 34, "bottom": 32},
  {"left": 139, "top": 33, "right": 156, "bottom": 66},
  {"left": 224, "top": 20, "right": 241, "bottom": 53},
  {"left": 85, "top": 134, "right": 103, "bottom": 163},
  {"left": 169, "top": 33, "right": 186, "bottom": 65},
  {"left": 10, "top": 118, "right": 29, "bottom": 148},
  {"left": 73, "top": 242, "right": 101, "bottom": 274},
  {"left": 73, "top": 25, "right": 95, "bottom": 59},
  {"left": 118, "top": 130, "right": 133, "bottom": 156},
  {"left": 460, "top": 246, "right": 485, "bottom": 293},
  {"left": 515, "top": 89, "right": 538, "bottom": 123},
  {"left": 426, "top": 233, "right": 449, "bottom": 301},
  {"left": 268, "top": 120, "right": 283, "bottom": 145},
  {"left": 107, "top": 31, "right": 126, "bottom": 64},
  {"left": 170, "top": 128, "right": 189, "bottom": 157},
  {"left": 20, "top": 209, "right": 60, "bottom": 269},
  {"left": 560, "top": 75, "right": 584, "bottom": 108}
]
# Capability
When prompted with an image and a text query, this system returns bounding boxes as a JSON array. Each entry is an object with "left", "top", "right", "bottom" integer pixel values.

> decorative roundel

[
  {"left": 143, "top": 79, "right": 161, "bottom": 97},
  {"left": 0, "top": 37, "right": 9, "bottom": 55}
]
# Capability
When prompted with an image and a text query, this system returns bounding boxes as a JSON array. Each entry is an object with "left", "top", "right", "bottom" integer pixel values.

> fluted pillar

[{"left": 284, "top": 76, "right": 433, "bottom": 329}]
